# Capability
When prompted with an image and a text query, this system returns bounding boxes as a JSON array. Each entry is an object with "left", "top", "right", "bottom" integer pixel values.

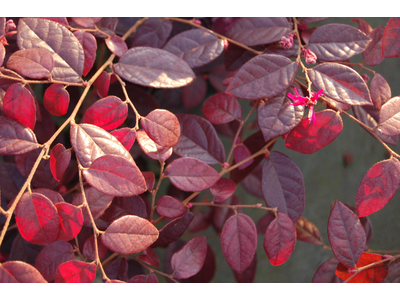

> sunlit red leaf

[
  {"left": 54, "top": 260, "right": 96, "bottom": 283},
  {"left": 382, "top": 17, "right": 400, "bottom": 58},
  {"left": 50, "top": 143, "right": 71, "bottom": 181},
  {"left": 377, "top": 97, "right": 400, "bottom": 136},
  {"left": 73, "top": 30, "right": 97, "bottom": 77},
  {"left": 263, "top": 212, "right": 296, "bottom": 266},
  {"left": 210, "top": 177, "right": 236, "bottom": 203},
  {"left": 105, "top": 35, "right": 128, "bottom": 57},
  {"left": 156, "top": 196, "right": 187, "bottom": 219},
  {"left": 135, "top": 129, "right": 172, "bottom": 162},
  {"left": 221, "top": 213, "right": 257, "bottom": 273},
  {"left": 312, "top": 256, "right": 343, "bottom": 283},
  {"left": 43, "top": 83, "right": 70, "bottom": 117},
  {"left": 0, "top": 261, "right": 47, "bottom": 283},
  {"left": 355, "top": 158, "right": 400, "bottom": 217},
  {"left": 110, "top": 127, "right": 136, "bottom": 151},
  {"left": 101, "top": 215, "right": 159, "bottom": 254},
  {"left": 328, "top": 200, "right": 366, "bottom": 268},
  {"left": 93, "top": 71, "right": 111, "bottom": 98},
  {"left": 3, "top": 83, "right": 36, "bottom": 130},
  {"left": 56, "top": 202, "right": 83, "bottom": 241},
  {"left": 202, "top": 93, "right": 241, "bottom": 125},
  {"left": 128, "top": 273, "right": 158, "bottom": 283},
  {"left": 171, "top": 236, "right": 208, "bottom": 279},
  {"left": 295, "top": 216, "right": 323, "bottom": 246}
]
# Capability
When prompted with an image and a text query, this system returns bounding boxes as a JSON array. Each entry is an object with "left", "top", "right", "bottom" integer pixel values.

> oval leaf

[
  {"left": 136, "top": 129, "right": 173, "bottom": 162},
  {"left": 43, "top": 83, "right": 70, "bottom": 116},
  {"left": 156, "top": 195, "right": 186, "bottom": 219},
  {"left": 110, "top": 127, "right": 136, "bottom": 151},
  {"left": 382, "top": 17, "right": 400, "bottom": 58},
  {"left": 363, "top": 26, "right": 385, "bottom": 66},
  {"left": 101, "top": 215, "right": 159, "bottom": 254},
  {"left": 131, "top": 17, "right": 172, "bottom": 48},
  {"left": 54, "top": 261, "right": 96, "bottom": 283},
  {"left": 105, "top": 35, "right": 128, "bottom": 57},
  {"left": 113, "top": 47, "right": 195, "bottom": 88},
  {"left": 73, "top": 30, "right": 97, "bottom": 77},
  {"left": 56, "top": 202, "right": 84, "bottom": 241},
  {"left": 202, "top": 92, "right": 242, "bottom": 124},
  {"left": 312, "top": 256, "right": 343, "bottom": 283},
  {"left": 210, "top": 177, "right": 236, "bottom": 203},
  {"left": 50, "top": 143, "right": 71, "bottom": 181},
  {"left": 0, "top": 261, "right": 47, "bottom": 283},
  {"left": 377, "top": 97, "right": 400, "bottom": 136},
  {"left": 128, "top": 273, "right": 158, "bottom": 283}
]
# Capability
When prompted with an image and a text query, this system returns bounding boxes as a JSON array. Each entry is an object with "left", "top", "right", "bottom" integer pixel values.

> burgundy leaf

[
  {"left": 220, "top": 213, "right": 257, "bottom": 273},
  {"left": 71, "top": 17, "right": 101, "bottom": 28},
  {"left": 165, "top": 157, "right": 220, "bottom": 192},
  {"left": 241, "top": 163, "right": 264, "bottom": 199},
  {"left": 307, "top": 23, "right": 371, "bottom": 61},
  {"left": 308, "top": 63, "right": 372, "bottom": 106},
  {"left": 73, "top": 30, "right": 97, "bottom": 77},
  {"left": 83, "top": 96, "right": 128, "bottom": 131},
  {"left": 105, "top": 35, "right": 128, "bottom": 57},
  {"left": 174, "top": 113, "right": 225, "bottom": 165},
  {"left": 256, "top": 212, "right": 275, "bottom": 235},
  {"left": 140, "top": 109, "right": 181, "bottom": 147},
  {"left": 210, "top": 177, "right": 236, "bottom": 203},
  {"left": 225, "top": 17, "right": 292, "bottom": 46},
  {"left": 0, "top": 115, "right": 39, "bottom": 155},
  {"left": 101, "top": 195, "right": 147, "bottom": 222},
  {"left": 56, "top": 202, "right": 84, "bottom": 241},
  {"left": 101, "top": 215, "right": 159, "bottom": 254},
  {"left": 189, "top": 244, "right": 216, "bottom": 283},
  {"left": 93, "top": 71, "right": 111, "bottom": 98},
  {"left": 163, "top": 28, "right": 224, "bottom": 68},
  {"left": 143, "top": 171, "right": 155, "bottom": 191},
  {"left": 3, "top": 83, "right": 36, "bottom": 129},
  {"left": 128, "top": 273, "right": 158, "bottom": 283},
  {"left": 131, "top": 17, "right": 172, "bottom": 48},
  {"left": 285, "top": 109, "right": 343, "bottom": 154},
  {"left": 82, "top": 154, "right": 147, "bottom": 197},
  {"left": 212, "top": 195, "right": 241, "bottom": 233},
  {"left": 233, "top": 253, "right": 257, "bottom": 283},
  {"left": 262, "top": 152, "right": 305, "bottom": 223},
  {"left": 139, "top": 248, "right": 160, "bottom": 268},
  {"left": 355, "top": 158, "right": 400, "bottom": 217},
  {"left": 295, "top": 216, "right": 323, "bottom": 246},
  {"left": 370, "top": 73, "right": 391, "bottom": 110},
  {"left": 351, "top": 18, "right": 373, "bottom": 35},
  {"left": 202, "top": 93, "right": 242, "bottom": 124},
  {"left": 34, "top": 241, "right": 74, "bottom": 282},
  {"left": 105, "top": 257, "right": 128, "bottom": 281},
  {"left": 82, "top": 234, "right": 108, "bottom": 260},
  {"left": 384, "top": 257, "right": 400, "bottom": 282},
  {"left": 327, "top": 200, "right": 366, "bottom": 268},
  {"left": 0, "top": 261, "right": 47, "bottom": 283},
  {"left": 312, "top": 256, "right": 343, "bottom": 283},
  {"left": 263, "top": 212, "right": 296, "bottom": 266},
  {"left": 156, "top": 196, "right": 187, "bottom": 219},
  {"left": 226, "top": 54, "right": 298, "bottom": 100},
  {"left": 224, "top": 43, "right": 257, "bottom": 71},
  {"left": 14, "top": 192, "right": 60, "bottom": 246},
  {"left": 43, "top": 83, "right": 70, "bottom": 116},
  {"left": 6, "top": 48, "right": 54, "bottom": 79},
  {"left": 382, "top": 17, "right": 400, "bottom": 58},
  {"left": 363, "top": 26, "right": 385, "bottom": 66},
  {"left": 33, "top": 188, "right": 65, "bottom": 205},
  {"left": 171, "top": 236, "right": 208, "bottom": 279},
  {"left": 54, "top": 260, "right": 96, "bottom": 283},
  {"left": 182, "top": 75, "right": 207, "bottom": 110},
  {"left": 136, "top": 129, "right": 173, "bottom": 162},
  {"left": 233, "top": 143, "right": 254, "bottom": 170},
  {"left": 113, "top": 47, "right": 195, "bottom": 88},
  {"left": 110, "top": 127, "right": 136, "bottom": 151},
  {"left": 377, "top": 97, "right": 400, "bottom": 136},
  {"left": 50, "top": 143, "right": 71, "bottom": 181},
  {"left": 17, "top": 18, "right": 84, "bottom": 83}
]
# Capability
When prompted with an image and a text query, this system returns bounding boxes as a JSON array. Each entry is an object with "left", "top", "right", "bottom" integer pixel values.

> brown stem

[
  {"left": 149, "top": 162, "right": 165, "bottom": 221},
  {"left": 132, "top": 255, "right": 179, "bottom": 283},
  {"left": 190, "top": 201, "right": 277, "bottom": 213}
]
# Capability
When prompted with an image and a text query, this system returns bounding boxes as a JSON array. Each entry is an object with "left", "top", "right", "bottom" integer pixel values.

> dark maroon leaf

[
  {"left": 33, "top": 188, "right": 65, "bottom": 205},
  {"left": 82, "top": 234, "right": 108, "bottom": 260},
  {"left": 0, "top": 115, "right": 40, "bottom": 155},
  {"left": 163, "top": 28, "right": 224, "bottom": 68},
  {"left": 101, "top": 195, "right": 147, "bottom": 222},
  {"left": 105, "top": 35, "right": 128, "bottom": 57},
  {"left": 308, "top": 63, "right": 372, "bottom": 106},
  {"left": 226, "top": 54, "right": 298, "bottom": 100},
  {"left": 54, "top": 260, "right": 96, "bottom": 283},
  {"left": 258, "top": 85, "right": 305, "bottom": 142},
  {"left": 105, "top": 257, "right": 128, "bottom": 281},
  {"left": 377, "top": 97, "right": 400, "bottom": 136},
  {"left": 307, "top": 23, "right": 371, "bottom": 61},
  {"left": 14, "top": 192, "right": 60, "bottom": 246},
  {"left": 182, "top": 75, "right": 207, "bottom": 110},
  {"left": 110, "top": 127, "right": 136, "bottom": 151},
  {"left": 156, "top": 196, "right": 187, "bottom": 219},
  {"left": 3, "top": 83, "right": 36, "bottom": 130},
  {"left": 56, "top": 202, "right": 83, "bottom": 241},
  {"left": 384, "top": 258, "right": 400, "bottom": 282},
  {"left": 101, "top": 215, "right": 159, "bottom": 254},
  {"left": 189, "top": 244, "right": 216, "bottom": 283},
  {"left": 0, "top": 261, "right": 47, "bottom": 283},
  {"left": 83, "top": 96, "right": 128, "bottom": 131},
  {"left": 351, "top": 18, "right": 373, "bottom": 35},
  {"left": 210, "top": 177, "right": 236, "bottom": 203},
  {"left": 285, "top": 109, "right": 343, "bottom": 154},
  {"left": 363, "top": 26, "right": 385, "bottom": 66},
  {"left": 225, "top": 17, "right": 292, "bottom": 46},
  {"left": 355, "top": 158, "right": 400, "bottom": 217},
  {"left": 17, "top": 18, "right": 84, "bottom": 83},
  {"left": 71, "top": 17, "right": 101, "bottom": 28},
  {"left": 6, "top": 48, "right": 54, "bottom": 79},
  {"left": 370, "top": 73, "right": 391, "bottom": 110},
  {"left": 50, "top": 143, "right": 71, "bottom": 181},
  {"left": 136, "top": 129, "right": 173, "bottom": 162},
  {"left": 221, "top": 213, "right": 257, "bottom": 273},
  {"left": 224, "top": 43, "right": 257, "bottom": 71},
  {"left": 73, "top": 30, "right": 97, "bottom": 77},
  {"left": 165, "top": 157, "right": 220, "bottom": 192},
  {"left": 143, "top": 171, "right": 155, "bottom": 191},
  {"left": 263, "top": 212, "right": 296, "bottom": 266},
  {"left": 312, "top": 256, "right": 343, "bottom": 283},
  {"left": 83, "top": 154, "right": 147, "bottom": 197},
  {"left": 128, "top": 273, "right": 158, "bottom": 283},
  {"left": 327, "top": 200, "right": 366, "bottom": 268},
  {"left": 202, "top": 93, "right": 242, "bottom": 125},
  {"left": 139, "top": 248, "right": 160, "bottom": 268},
  {"left": 233, "top": 252, "right": 257, "bottom": 283},
  {"left": 34, "top": 241, "right": 74, "bottom": 282},
  {"left": 295, "top": 216, "right": 323, "bottom": 246},
  {"left": 171, "top": 236, "right": 207, "bottom": 279},
  {"left": 382, "top": 17, "right": 400, "bottom": 58},
  {"left": 256, "top": 212, "right": 275, "bottom": 234},
  {"left": 131, "top": 17, "right": 172, "bottom": 48},
  {"left": 241, "top": 163, "right": 264, "bottom": 199},
  {"left": 113, "top": 47, "right": 195, "bottom": 88},
  {"left": 93, "top": 71, "right": 111, "bottom": 98},
  {"left": 262, "top": 151, "right": 305, "bottom": 223},
  {"left": 233, "top": 142, "right": 254, "bottom": 170},
  {"left": 43, "top": 83, "right": 70, "bottom": 116},
  {"left": 174, "top": 113, "right": 225, "bottom": 165}
]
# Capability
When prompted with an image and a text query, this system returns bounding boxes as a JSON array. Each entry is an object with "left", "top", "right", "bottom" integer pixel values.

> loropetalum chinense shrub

[{"left": 1, "top": 16, "right": 400, "bottom": 283}]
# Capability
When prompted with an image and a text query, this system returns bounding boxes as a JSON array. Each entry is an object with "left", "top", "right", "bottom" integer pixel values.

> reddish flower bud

[
  {"left": 223, "top": 39, "right": 229, "bottom": 51},
  {"left": 302, "top": 48, "right": 317, "bottom": 64},
  {"left": 192, "top": 19, "right": 201, "bottom": 25},
  {"left": 279, "top": 33, "right": 295, "bottom": 49}
]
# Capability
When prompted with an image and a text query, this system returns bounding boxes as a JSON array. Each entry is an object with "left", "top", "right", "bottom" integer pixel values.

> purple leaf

[
  {"left": 156, "top": 196, "right": 187, "bottom": 219},
  {"left": 73, "top": 30, "right": 97, "bottom": 77},
  {"left": 202, "top": 93, "right": 242, "bottom": 125},
  {"left": 363, "top": 26, "right": 385, "bottom": 66},
  {"left": 210, "top": 177, "right": 236, "bottom": 203},
  {"left": 377, "top": 97, "right": 400, "bottom": 136},
  {"left": 370, "top": 73, "right": 391, "bottom": 110},
  {"left": 182, "top": 75, "right": 207, "bottom": 110},
  {"left": 131, "top": 17, "right": 172, "bottom": 48},
  {"left": 128, "top": 273, "right": 158, "bottom": 283},
  {"left": 0, "top": 261, "right": 47, "bottom": 283},
  {"left": 101, "top": 195, "right": 147, "bottom": 222},
  {"left": 312, "top": 256, "right": 343, "bottom": 283},
  {"left": 71, "top": 17, "right": 101, "bottom": 28},
  {"left": 105, "top": 35, "right": 128, "bottom": 57},
  {"left": 105, "top": 257, "right": 128, "bottom": 282}
]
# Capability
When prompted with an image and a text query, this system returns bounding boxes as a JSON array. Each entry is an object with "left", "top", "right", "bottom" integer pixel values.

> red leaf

[
  {"left": 156, "top": 196, "right": 187, "bottom": 219},
  {"left": 101, "top": 215, "right": 159, "bottom": 254},
  {"left": 113, "top": 47, "right": 195, "bottom": 88},
  {"left": 93, "top": 71, "right": 111, "bottom": 98},
  {"left": 171, "top": 236, "right": 208, "bottom": 279},
  {"left": 50, "top": 143, "right": 71, "bottom": 181},
  {"left": 202, "top": 92, "right": 241, "bottom": 124},
  {"left": 15, "top": 192, "right": 60, "bottom": 246},
  {"left": 377, "top": 96, "right": 400, "bottom": 136},
  {"left": 54, "top": 260, "right": 96, "bottom": 283},
  {"left": 210, "top": 177, "right": 236, "bottom": 203},
  {"left": 6, "top": 48, "right": 54, "bottom": 79},
  {"left": 370, "top": 73, "right": 391, "bottom": 110},
  {"left": 110, "top": 127, "right": 136, "bottom": 151},
  {"left": 128, "top": 273, "right": 158, "bottom": 283},
  {"left": 3, "top": 83, "right": 36, "bottom": 129},
  {"left": 221, "top": 213, "right": 257, "bottom": 273},
  {"left": 43, "top": 83, "right": 70, "bottom": 117},
  {"left": 139, "top": 248, "right": 161, "bottom": 268},
  {"left": 105, "top": 35, "right": 128, "bottom": 57},
  {"left": 56, "top": 202, "right": 83, "bottom": 241},
  {"left": 355, "top": 157, "right": 400, "bottom": 217},
  {"left": 285, "top": 109, "right": 343, "bottom": 154},
  {"left": 295, "top": 216, "right": 324, "bottom": 246},
  {"left": 189, "top": 244, "right": 216, "bottom": 283},
  {"left": 83, "top": 154, "right": 147, "bottom": 197},
  {"left": 82, "top": 234, "right": 108, "bottom": 260},
  {"left": 83, "top": 96, "right": 128, "bottom": 131},
  {"left": 165, "top": 157, "right": 220, "bottom": 192},
  {"left": 34, "top": 241, "right": 74, "bottom": 282},
  {"left": 136, "top": 129, "right": 173, "bottom": 162},
  {"left": 143, "top": 171, "right": 155, "bottom": 191},
  {"left": 263, "top": 212, "right": 296, "bottom": 266},
  {"left": 335, "top": 252, "right": 389, "bottom": 283},
  {"left": 233, "top": 143, "right": 254, "bottom": 170},
  {"left": 140, "top": 109, "right": 180, "bottom": 147},
  {"left": 382, "top": 17, "right": 400, "bottom": 58},
  {"left": 0, "top": 261, "right": 47, "bottom": 283},
  {"left": 327, "top": 200, "right": 366, "bottom": 268},
  {"left": 312, "top": 256, "right": 343, "bottom": 283},
  {"left": 71, "top": 17, "right": 101, "bottom": 28}
]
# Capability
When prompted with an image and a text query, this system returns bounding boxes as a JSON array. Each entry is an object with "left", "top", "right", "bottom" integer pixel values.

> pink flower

[
  {"left": 287, "top": 87, "right": 324, "bottom": 124},
  {"left": 280, "top": 33, "right": 295, "bottom": 49},
  {"left": 302, "top": 48, "right": 317, "bottom": 64}
]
